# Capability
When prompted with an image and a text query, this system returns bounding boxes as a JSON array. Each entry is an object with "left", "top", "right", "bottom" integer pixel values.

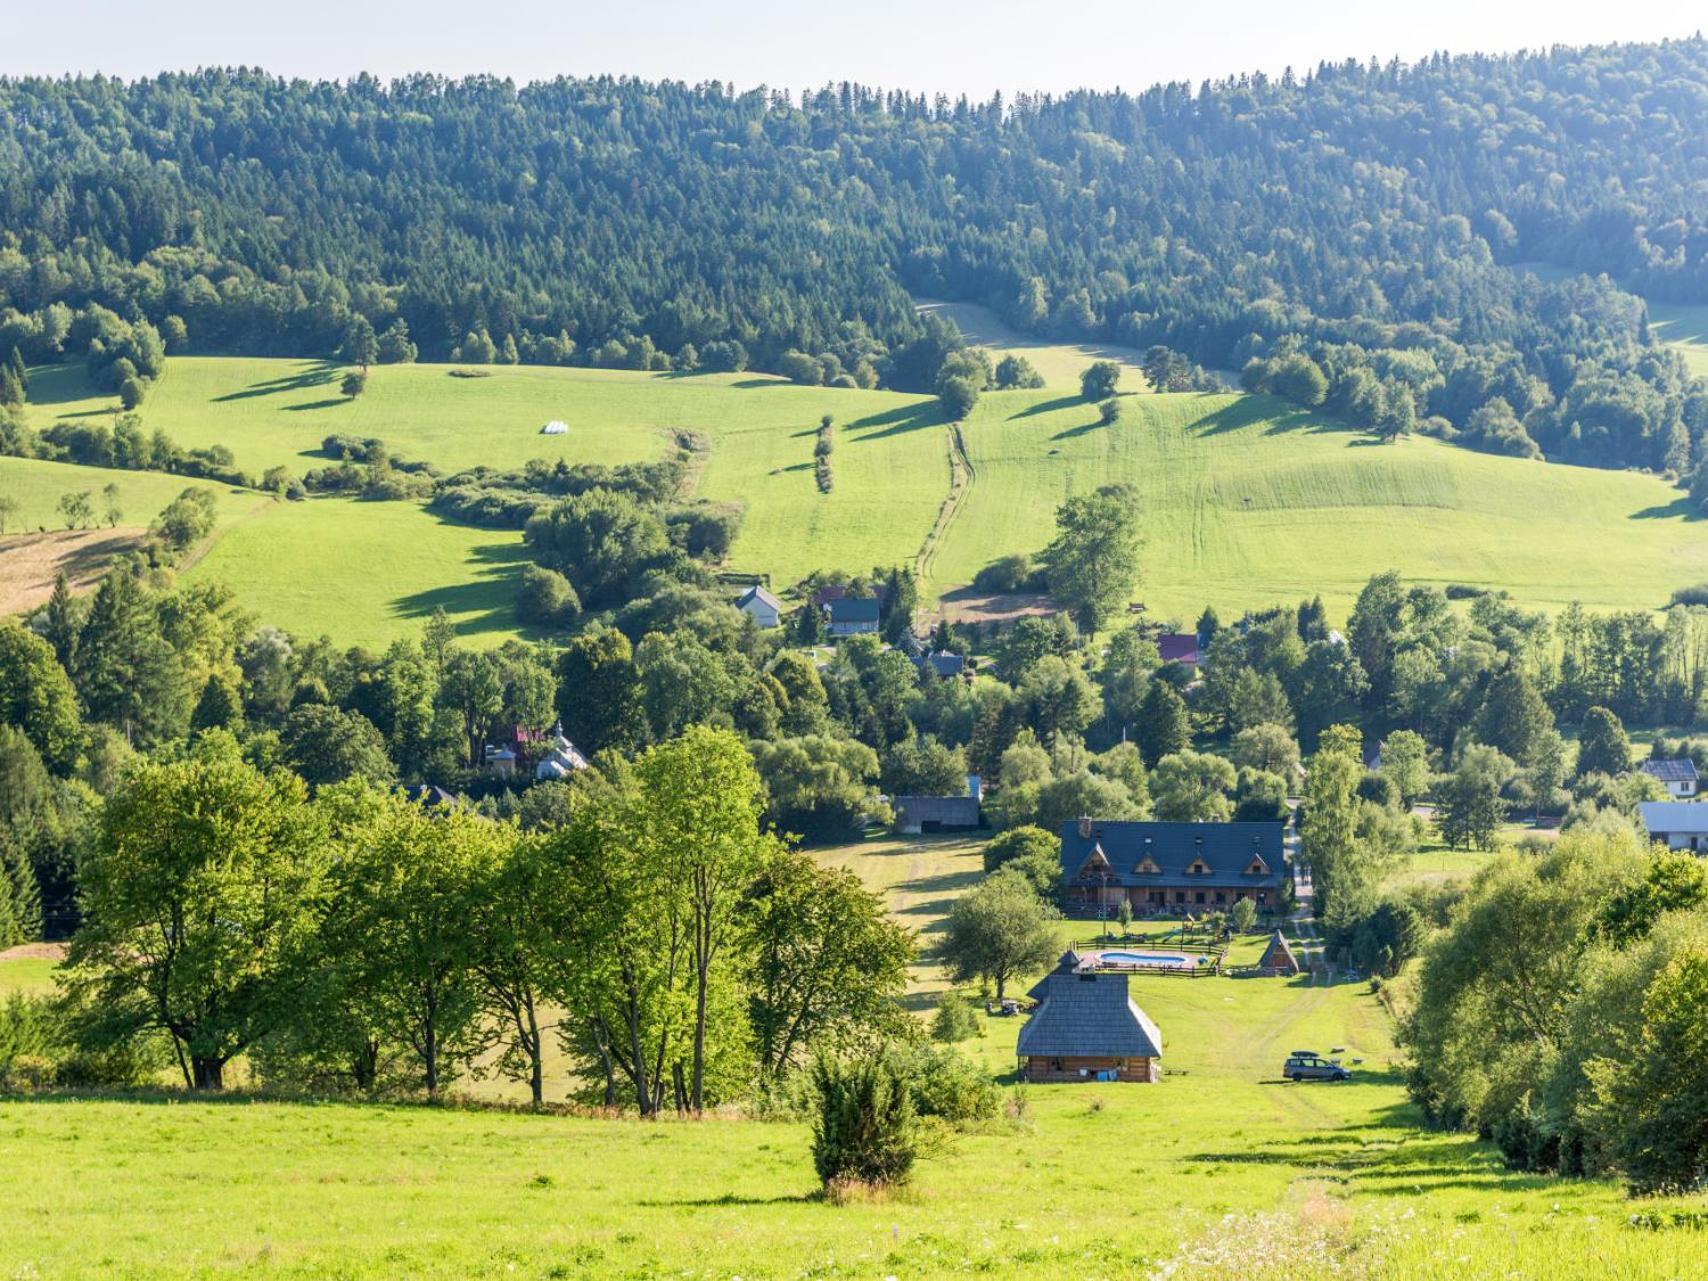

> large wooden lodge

[{"left": 1059, "top": 818, "right": 1286, "bottom": 915}]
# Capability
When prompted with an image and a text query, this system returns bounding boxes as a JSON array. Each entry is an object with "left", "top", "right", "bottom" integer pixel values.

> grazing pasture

[
  {"left": 2, "top": 959, "right": 1698, "bottom": 1277},
  {"left": 15, "top": 356, "right": 1708, "bottom": 645},
  {"left": 1646, "top": 300, "right": 1708, "bottom": 376},
  {"left": 915, "top": 297, "right": 1158, "bottom": 390},
  {"left": 939, "top": 389, "right": 1708, "bottom": 621}
]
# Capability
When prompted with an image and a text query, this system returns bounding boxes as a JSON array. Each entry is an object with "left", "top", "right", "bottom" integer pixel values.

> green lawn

[
  {"left": 941, "top": 389, "right": 1708, "bottom": 622},
  {"left": 4, "top": 838, "right": 1698, "bottom": 1277},
  {"left": 3, "top": 964, "right": 1696, "bottom": 1276},
  {"left": 915, "top": 297, "right": 1158, "bottom": 390},
  {"left": 182, "top": 496, "right": 537, "bottom": 648},
  {"left": 19, "top": 356, "right": 1708, "bottom": 645},
  {"left": 1645, "top": 301, "right": 1708, "bottom": 376},
  {"left": 0, "top": 453, "right": 263, "bottom": 533}
]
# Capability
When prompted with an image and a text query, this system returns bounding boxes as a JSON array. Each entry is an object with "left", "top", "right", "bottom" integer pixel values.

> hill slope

[{"left": 12, "top": 357, "right": 1708, "bottom": 643}]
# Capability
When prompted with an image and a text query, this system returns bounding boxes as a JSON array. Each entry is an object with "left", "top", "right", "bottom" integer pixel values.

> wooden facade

[{"left": 1023, "top": 1055, "right": 1159, "bottom": 1083}]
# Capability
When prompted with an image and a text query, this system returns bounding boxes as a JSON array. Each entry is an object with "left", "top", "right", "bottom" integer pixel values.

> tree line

[{"left": 4, "top": 46, "right": 1708, "bottom": 472}]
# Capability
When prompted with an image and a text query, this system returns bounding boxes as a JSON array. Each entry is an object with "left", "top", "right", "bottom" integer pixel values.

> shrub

[
  {"left": 930, "top": 991, "right": 980, "bottom": 1043},
  {"left": 1671, "top": 583, "right": 1708, "bottom": 607},
  {"left": 516, "top": 565, "right": 582, "bottom": 628},
  {"left": 810, "top": 1051, "right": 918, "bottom": 1192},
  {"left": 973, "top": 553, "right": 1040, "bottom": 594},
  {"left": 900, "top": 1044, "right": 999, "bottom": 1126}
]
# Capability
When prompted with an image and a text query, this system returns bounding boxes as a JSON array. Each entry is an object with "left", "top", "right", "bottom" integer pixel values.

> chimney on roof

[{"left": 1077, "top": 816, "right": 1093, "bottom": 839}]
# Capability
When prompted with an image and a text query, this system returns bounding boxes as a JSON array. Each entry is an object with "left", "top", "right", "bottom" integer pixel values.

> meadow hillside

[
  {"left": 2, "top": 839, "right": 1701, "bottom": 1280},
  {"left": 11, "top": 354, "right": 1708, "bottom": 644},
  {"left": 914, "top": 298, "right": 1158, "bottom": 389}
]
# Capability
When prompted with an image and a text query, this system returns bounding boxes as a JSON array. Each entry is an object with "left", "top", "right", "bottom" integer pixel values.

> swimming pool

[{"left": 1090, "top": 950, "right": 1206, "bottom": 970}]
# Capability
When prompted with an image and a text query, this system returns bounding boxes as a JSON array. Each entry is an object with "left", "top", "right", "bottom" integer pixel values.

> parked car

[{"left": 1284, "top": 1052, "right": 1350, "bottom": 1082}]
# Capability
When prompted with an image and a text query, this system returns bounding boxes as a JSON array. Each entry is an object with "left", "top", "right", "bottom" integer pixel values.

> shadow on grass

[
  {"left": 638, "top": 1191, "right": 818, "bottom": 1208},
  {"left": 387, "top": 530, "right": 539, "bottom": 639},
  {"left": 1631, "top": 496, "right": 1699, "bottom": 521},
  {"left": 282, "top": 398, "right": 350, "bottom": 412},
  {"left": 212, "top": 362, "right": 339, "bottom": 403},
  {"left": 1010, "top": 394, "right": 1085, "bottom": 420},
  {"left": 21, "top": 363, "right": 103, "bottom": 407},
  {"left": 846, "top": 402, "right": 943, "bottom": 440},
  {"left": 1050, "top": 415, "right": 1109, "bottom": 441}
]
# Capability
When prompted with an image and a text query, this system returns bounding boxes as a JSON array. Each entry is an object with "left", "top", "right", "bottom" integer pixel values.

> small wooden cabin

[{"left": 1016, "top": 955, "right": 1163, "bottom": 1083}]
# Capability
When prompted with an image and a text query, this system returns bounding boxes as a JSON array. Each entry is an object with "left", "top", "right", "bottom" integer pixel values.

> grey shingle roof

[
  {"left": 892, "top": 795, "right": 980, "bottom": 827},
  {"left": 1641, "top": 758, "right": 1699, "bottom": 784},
  {"left": 1058, "top": 820, "right": 1284, "bottom": 890},
  {"left": 828, "top": 597, "right": 880, "bottom": 623},
  {"left": 1640, "top": 801, "right": 1708, "bottom": 833},
  {"left": 736, "top": 585, "right": 781, "bottom": 610},
  {"left": 1016, "top": 970, "right": 1163, "bottom": 1059}
]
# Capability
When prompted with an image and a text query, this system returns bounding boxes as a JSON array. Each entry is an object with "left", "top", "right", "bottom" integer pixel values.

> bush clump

[{"left": 810, "top": 1050, "right": 918, "bottom": 1194}]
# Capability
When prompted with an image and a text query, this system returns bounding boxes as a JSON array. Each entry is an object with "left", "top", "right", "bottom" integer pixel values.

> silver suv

[{"left": 1284, "top": 1051, "right": 1350, "bottom": 1082}]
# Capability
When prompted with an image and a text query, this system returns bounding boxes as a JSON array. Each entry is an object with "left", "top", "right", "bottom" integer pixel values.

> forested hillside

[{"left": 5, "top": 40, "right": 1708, "bottom": 473}]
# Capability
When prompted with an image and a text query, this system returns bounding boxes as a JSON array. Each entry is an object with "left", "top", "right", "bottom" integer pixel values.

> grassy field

[
  {"left": 940, "top": 389, "right": 1708, "bottom": 622},
  {"left": 17, "top": 355, "right": 1708, "bottom": 644},
  {"left": 4, "top": 841, "right": 1700, "bottom": 1279},
  {"left": 182, "top": 496, "right": 538, "bottom": 648},
  {"left": 915, "top": 297, "right": 1159, "bottom": 390},
  {"left": 1646, "top": 300, "right": 1708, "bottom": 376}
]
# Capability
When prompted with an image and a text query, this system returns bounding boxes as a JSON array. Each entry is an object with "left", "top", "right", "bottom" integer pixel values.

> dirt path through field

[{"left": 914, "top": 420, "right": 973, "bottom": 607}]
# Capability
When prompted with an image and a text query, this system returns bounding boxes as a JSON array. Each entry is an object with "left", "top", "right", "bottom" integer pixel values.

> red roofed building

[{"left": 1157, "top": 633, "right": 1200, "bottom": 667}]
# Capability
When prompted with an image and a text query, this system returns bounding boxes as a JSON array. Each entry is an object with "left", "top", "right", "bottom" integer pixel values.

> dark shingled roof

[
  {"left": 1016, "top": 968, "right": 1163, "bottom": 1060},
  {"left": 1157, "top": 633, "right": 1200, "bottom": 664},
  {"left": 1641, "top": 758, "right": 1700, "bottom": 784},
  {"left": 828, "top": 596, "right": 880, "bottom": 623},
  {"left": 892, "top": 795, "right": 980, "bottom": 828},
  {"left": 1059, "top": 820, "right": 1285, "bottom": 890}
]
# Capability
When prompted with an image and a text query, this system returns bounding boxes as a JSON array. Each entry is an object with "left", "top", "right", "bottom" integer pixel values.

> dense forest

[{"left": 5, "top": 41, "right": 1708, "bottom": 471}]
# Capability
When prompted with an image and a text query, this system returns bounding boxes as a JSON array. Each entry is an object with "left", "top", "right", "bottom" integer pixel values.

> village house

[
  {"left": 1017, "top": 952, "right": 1164, "bottom": 1082},
  {"left": 734, "top": 584, "right": 782, "bottom": 629},
  {"left": 1638, "top": 801, "right": 1708, "bottom": 852},
  {"left": 1058, "top": 818, "right": 1286, "bottom": 915},
  {"left": 1156, "top": 633, "right": 1200, "bottom": 668},
  {"left": 534, "top": 723, "right": 591, "bottom": 781},
  {"left": 826, "top": 596, "right": 880, "bottom": 637},
  {"left": 1640, "top": 757, "right": 1699, "bottom": 799},
  {"left": 891, "top": 776, "right": 982, "bottom": 833}
]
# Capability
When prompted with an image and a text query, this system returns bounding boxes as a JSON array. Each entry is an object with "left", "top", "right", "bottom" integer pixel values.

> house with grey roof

[
  {"left": 1059, "top": 817, "right": 1285, "bottom": 915},
  {"left": 827, "top": 596, "right": 880, "bottom": 637},
  {"left": 892, "top": 793, "right": 981, "bottom": 834},
  {"left": 1640, "top": 757, "right": 1700, "bottom": 799},
  {"left": 734, "top": 584, "right": 782, "bottom": 629},
  {"left": 1016, "top": 955, "right": 1163, "bottom": 1083},
  {"left": 1639, "top": 801, "right": 1708, "bottom": 852}
]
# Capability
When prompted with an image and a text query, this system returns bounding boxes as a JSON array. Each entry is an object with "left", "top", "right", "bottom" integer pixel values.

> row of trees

[
  {"left": 6, "top": 47, "right": 1708, "bottom": 469},
  {"left": 1404, "top": 827, "right": 1708, "bottom": 1194},
  {"left": 58, "top": 727, "right": 912, "bottom": 1111}
]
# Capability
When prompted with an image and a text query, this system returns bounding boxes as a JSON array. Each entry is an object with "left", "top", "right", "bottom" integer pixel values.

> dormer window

[
  {"left": 1244, "top": 855, "right": 1270, "bottom": 875},
  {"left": 1135, "top": 856, "right": 1161, "bottom": 875},
  {"left": 1187, "top": 858, "right": 1211, "bottom": 875}
]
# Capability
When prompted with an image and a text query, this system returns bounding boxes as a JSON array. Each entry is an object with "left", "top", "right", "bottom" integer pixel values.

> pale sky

[{"left": 3, "top": 0, "right": 1700, "bottom": 97}]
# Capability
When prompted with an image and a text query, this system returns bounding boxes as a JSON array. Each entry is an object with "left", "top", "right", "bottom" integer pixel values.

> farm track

[{"left": 915, "top": 420, "right": 974, "bottom": 594}]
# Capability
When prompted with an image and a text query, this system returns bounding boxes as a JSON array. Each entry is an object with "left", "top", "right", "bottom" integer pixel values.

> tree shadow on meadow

[
  {"left": 1630, "top": 496, "right": 1699, "bottom": 521},
  {"left": 388, "top": 533, "right": 543, "bottom": 640},
  {"left": 212, "top": 362, "right": 339, "bottom": 403},
  {"left": 845, "top": 402, "right": 944, "bottom": 440}
]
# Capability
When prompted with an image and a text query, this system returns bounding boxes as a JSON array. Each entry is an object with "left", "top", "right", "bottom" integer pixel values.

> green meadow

[
  {"left": 915, "top": 297, "right": 1158, "bottom": 390},
  {"left": 942, "top": 389, "right": 1708, "bottom": 621},
  {"left": 1646, "top": 300, "right": 1708, "bottom": 377},
  {"left": 0, "top": 452, "right": 262, "bottom": 533},
  {"left": 12, "top": 354, "right": 1708, "bottom": 644},
  {"left": 3, "top": 835, "right": 1701, "bottom": 1280}
]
